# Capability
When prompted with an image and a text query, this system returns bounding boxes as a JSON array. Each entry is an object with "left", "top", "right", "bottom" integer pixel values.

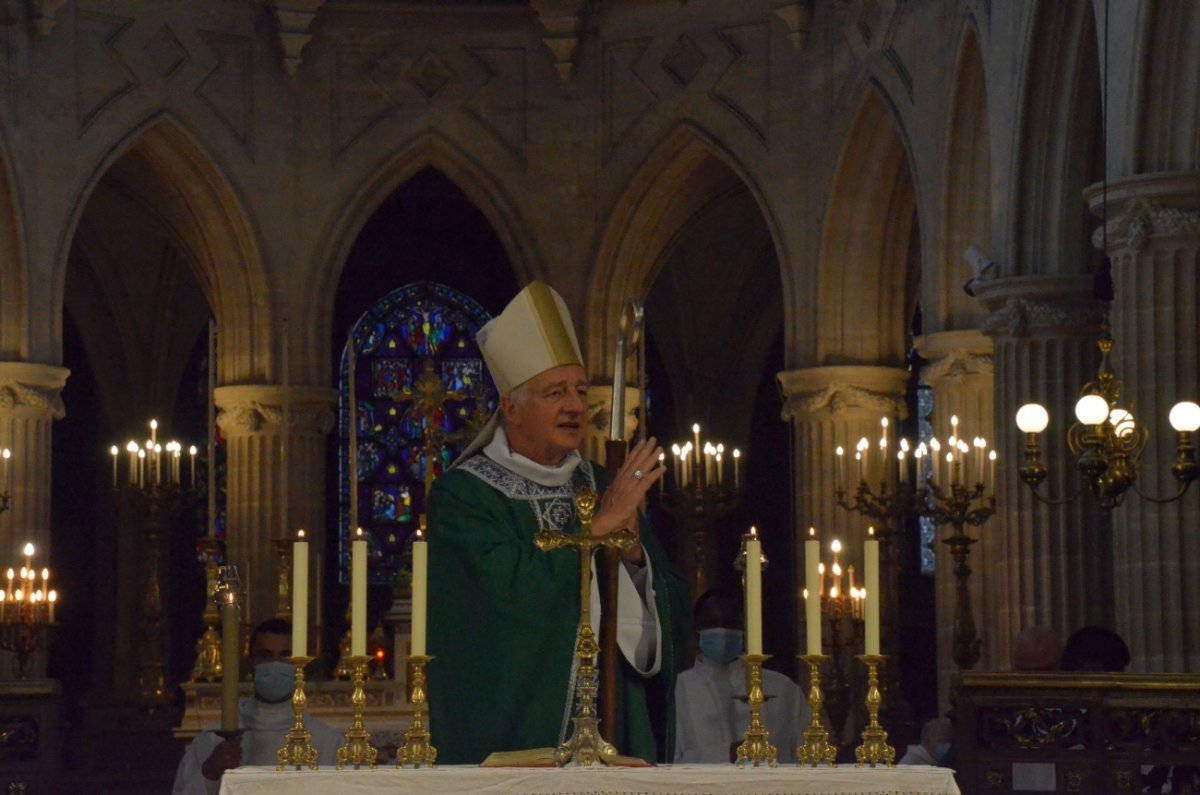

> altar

[{"left": 220, "top": 764, "right": 961, "bottom": 795}]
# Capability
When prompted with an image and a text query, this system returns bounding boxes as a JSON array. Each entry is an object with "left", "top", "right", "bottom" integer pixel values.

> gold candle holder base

[
  {"left": 854, "top": 654, "right": 895, "bottom": 767},
  {"left": 796, "top": 654, "right": 837, "bottom": 767},
  {"left": 278, "top": 656, "right": 318, "bottom": 770},
  {"left": 397, "top": 655, "right": 437, "bottom": 768},
  {"left": 735, "top": 653, "right": 777, "bottom": 768},
  {"left": 336, "top": 656, "right": 378, "bottom": 770}
]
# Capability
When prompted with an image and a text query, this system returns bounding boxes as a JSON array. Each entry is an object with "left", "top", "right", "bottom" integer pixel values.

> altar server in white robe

[
  {"left": 172, "top": 620, "right": 341, "bottom": 795},
  {"left": 674, "top": 588, "right": 808, "bottom": 763}
]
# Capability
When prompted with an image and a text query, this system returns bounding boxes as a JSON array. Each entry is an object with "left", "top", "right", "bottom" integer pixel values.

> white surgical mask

[{"left": 253, "top": 661, "right": 295, "bottom": 703}]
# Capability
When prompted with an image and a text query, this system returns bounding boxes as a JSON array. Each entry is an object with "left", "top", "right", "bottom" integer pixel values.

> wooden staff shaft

[{"left": 600, "top": 438, "right": 628, "bottom": 745}]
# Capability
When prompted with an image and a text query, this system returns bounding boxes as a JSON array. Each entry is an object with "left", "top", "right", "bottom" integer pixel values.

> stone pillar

[
  {"left": 976, "top": 276, "right": 1114, "bottom": 670},
  {"left": 1089, "top": 172, "right": 1200, "bottom": 671},
  {"left": 0, "top": 362, "right": 68, "bottom": 681},
  {"left": 215, "top": 385, "right": 335, "bottom": 634},
  {"left": 915, "top": 330, "right": 993, "bottom": 712},
  {"left": 778, "top": 366, "right": 908, "bottom": 655}
]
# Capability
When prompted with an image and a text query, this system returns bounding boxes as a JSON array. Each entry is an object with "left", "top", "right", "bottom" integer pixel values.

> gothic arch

[
  {"left": 817, "top": 87, "right": 918, "bottom": 367},
  {"left": 0, "top": 126, "right": 24, "bottom": 359},
  {"left": 937, "top": 21, "right": 992, "bottom": 332},
  {"left": 54, "top": 113, "right": 269, "bottom": 382},
  {"left": 587, "top": 122, "right": 790, "bottom": 378},
  {"left": 1009, "top": 0, "right": 1100, "bottom": 276},
  {"left": 308, "top": 131, "right": 539, "bottom": 381}
]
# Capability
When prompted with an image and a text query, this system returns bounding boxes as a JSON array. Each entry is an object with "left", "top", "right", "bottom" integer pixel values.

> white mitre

[{"left": 454, "top": 281, "right": 584, "bottom": 463}]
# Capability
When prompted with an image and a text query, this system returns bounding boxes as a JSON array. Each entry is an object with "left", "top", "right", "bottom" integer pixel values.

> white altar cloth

[{"left": 220, "top": 764, "right": 961, "bottom": 795}]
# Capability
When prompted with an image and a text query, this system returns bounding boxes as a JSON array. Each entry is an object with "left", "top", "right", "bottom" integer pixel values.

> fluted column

[
  {"left": 778, "top": 366, "right": 908, "bottom": 654},
  {"left": 0, "top": 361, "right": 69, "bottom": 681},
  {"left": 215, "top": 385, "right": 335, "bottom": 632},
  {"left": 977, "top": 276, "right": 1113, "bottom": 669},
  {"left": 915, "top": 330, "right": 993, "bottom": 710},
  {"left": 1088, "top": 172, "right": 1200, "bottom": 671}
]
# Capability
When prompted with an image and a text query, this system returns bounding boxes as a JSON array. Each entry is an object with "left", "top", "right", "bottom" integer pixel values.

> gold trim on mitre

[{"left": 476, "top": 281, "right": 584, "bottom": 395}]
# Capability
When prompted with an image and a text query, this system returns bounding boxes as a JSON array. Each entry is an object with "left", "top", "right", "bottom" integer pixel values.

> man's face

[
  {"left": 250, "top": 632, "right": 290, "bottom": 666},
  {"left": 501, "top": 364, "right": 589, "bottom": 466}
]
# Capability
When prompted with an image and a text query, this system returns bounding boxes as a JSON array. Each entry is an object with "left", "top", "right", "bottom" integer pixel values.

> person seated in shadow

[
  {"left": 1011, "top": 625, "right": 1061, "bottom": 671},
  {"left": 1060, "top": 626, "right": 1130, "bottom": 672},
  {"left": 898, "top": 718, "right": 953, "bottom": 766}
]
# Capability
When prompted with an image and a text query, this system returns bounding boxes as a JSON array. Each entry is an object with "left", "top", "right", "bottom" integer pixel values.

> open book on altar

[{"left": 481, "top": 748, "right": 654, "bottom": 767}]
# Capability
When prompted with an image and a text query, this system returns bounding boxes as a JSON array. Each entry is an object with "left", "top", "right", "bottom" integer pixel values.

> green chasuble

[{"left": 427, "top": 454, "right": 690, "bottom": 764}]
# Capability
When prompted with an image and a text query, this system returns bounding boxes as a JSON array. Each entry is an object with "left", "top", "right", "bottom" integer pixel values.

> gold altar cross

[{"left": 534, "top": 489, "right": 635, "bottom": 766}]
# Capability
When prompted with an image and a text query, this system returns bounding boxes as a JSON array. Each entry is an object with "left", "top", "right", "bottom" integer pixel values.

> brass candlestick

[
  {"left": 189, "top": 538, "right": 224, "bottom": 682},
  {"left": 735, "top": 653, "right": 777, "bottom": 767},
  {"left": 396, "top": 654, "right": 437, "bottom": 768},
  {"left": 336, "top": 655, "right": 378, "bottom": 769},
  {"left": 796, "top": 654, "right": 837, "bottom": 767},
  {"left": 534, "top": 489, "right": 635, "bottom": 766},
  {"left": 278, "top": 655, "right": 318, "bottom": 770},
  {"left": 854, "top": 654, "right": 895, "bottom": 767}
]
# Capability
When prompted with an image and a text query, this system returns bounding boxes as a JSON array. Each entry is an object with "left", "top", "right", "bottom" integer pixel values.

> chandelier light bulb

[
  {"left": 1169, "top": 401, "right": 1200, "bottom": 433},
  {"left": 1074, "top": 394, "right": 1110, "bottom": 426},
  {"left": 1109, "top": 408, "right": 1136, "bottom": 438},
  {"left": 1015, "top": 403, "right": 1050, "bottom": 434}
]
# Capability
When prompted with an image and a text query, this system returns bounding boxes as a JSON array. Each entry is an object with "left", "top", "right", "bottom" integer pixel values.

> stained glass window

[{"left": 339, "top": 282, "right": 496, "bottom": 584}]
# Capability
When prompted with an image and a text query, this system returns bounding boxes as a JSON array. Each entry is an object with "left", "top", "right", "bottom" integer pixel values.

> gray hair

[{"left": 496, "top": 382, "right": 529, "bottom": 429}]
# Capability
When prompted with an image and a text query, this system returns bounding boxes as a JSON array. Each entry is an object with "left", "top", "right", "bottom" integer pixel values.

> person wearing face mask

[
  {"left": 171, "top": 619, "right": 342, "bottom": 794},
  {"left": 673, "top": 589, "right": 808, "bottom": 763},
  {"left": 898, "top": 718, "right": 953, "bottom": 766}
]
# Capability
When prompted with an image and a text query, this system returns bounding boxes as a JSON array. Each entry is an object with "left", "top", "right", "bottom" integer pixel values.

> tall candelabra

[
  {"left": 834, "top": 416, "right": 995, "bottom": 670},
  {"left": 0, "top": 538, "right": 58, "bottom": 680},
  {"left": 661, "top": 424, "right": 743, "bottom": 601},
  {"left": 810, "top": 538, "right": 864, "bottom": 747},
  {"left": 112, "top": 419, "right": 199, "bottom": 706}
]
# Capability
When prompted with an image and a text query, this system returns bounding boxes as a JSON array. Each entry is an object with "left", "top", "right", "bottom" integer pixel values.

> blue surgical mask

[
  {"left": 934, "top": 742, "right": 951, "bottom": 764},
  {"left": 253, "top": 661, "right": 295, "bottom": 703},
  {"left": 698, "top": 628, "right": 744, "bottom": 665}
]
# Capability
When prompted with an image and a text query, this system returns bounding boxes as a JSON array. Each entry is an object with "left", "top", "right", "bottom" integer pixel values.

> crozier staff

[{"left": 427, "top": 281, "right": 690, "bottom": 763}]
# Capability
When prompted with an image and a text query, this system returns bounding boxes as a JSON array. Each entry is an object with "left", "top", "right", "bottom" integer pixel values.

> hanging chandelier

[{"left": 1014, "top": 331, "right": 1199, "bottom": 508}]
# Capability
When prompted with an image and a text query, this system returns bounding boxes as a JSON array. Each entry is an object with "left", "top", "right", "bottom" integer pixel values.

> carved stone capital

[
  {"left": 778, "top": 366, "right": 908, "bottom": 422},
  {"left": 0, "top": 362, "right": 70, "bottom": 420},
  {"left": 915, "top": 330, "right": 994, "bottom": 386},
  {"left": 215, "top": 385, "right": 336, "bottom": 437},
  {"left": 1084, "top": 171, "right": 1200, "bottom": 252},
  {"left": 1094, "top": 198, "right": 1200, "bottom": 252},
  {"left": 975, "top": 276, "right": 1106, "bottom": 340}
]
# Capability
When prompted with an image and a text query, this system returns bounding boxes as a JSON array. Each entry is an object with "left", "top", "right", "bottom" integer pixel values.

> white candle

[
  {"left": 865, "top": 527, "right": 880, "bottom": 655},
  {"left": 411, "top": 529, "right": 428, "bottom": 657},
  {"left": 692, "top": 423, "right": 701, "bottom": 467},
  {"left": 732, "top": 448, "right": 741, "bottom": 490},
  {"left": 110, "top": 446, "right": 118, "bottom": 489},
  {"left": 745, "top": 527, "right": 763, "bottom": 655},
  {"left": 835, "top": 446, "right": 844, "bottom": 491},
  {"left": 671, "top": 444, "right": 681, "bottom": 486},
  {"left": 292, "top": 530, "right": 309, "bottom": 658},
  {"left": 351, "top": 527, "right": 367, "bottom": 656},
  {"left": 805, "top": 528, "right": 821, "bottom": 655},
  {"left": 150, "top": 418, "right": 157, "bottom": 448},
  {"left": 47, "top": 589, "right": 56, "bottom": 623},
  {"left": 207, "top": 320, "right": 217, "bottom": 537},
  {"left": 220, "top": 592, "right": 240, "bottom": 732},
  {"left": 989, "top": 449, "right": 997, "bottom": 489},
  {"left": 189, "top": 446, "right": 197, "bottom": 488}
]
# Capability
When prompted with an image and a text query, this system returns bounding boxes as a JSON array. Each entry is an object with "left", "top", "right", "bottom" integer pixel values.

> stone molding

[
  {"left": 777, "top": 366, "right": 908, "bottom": 421},
  {"left": 215, "top": 385, "right": 336, "bottom": 436},
  {"left": 0, "top": 362, "right": 70, "bottom": 419},
  {"left": 270, "top": 0, "right": 326, "bottom": 76},
  {"left": 773, "top": 2, "right": 814, "bottom": 52},
  {"left": 531, "top": 0, "right": 588, "bottom": 82}
]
